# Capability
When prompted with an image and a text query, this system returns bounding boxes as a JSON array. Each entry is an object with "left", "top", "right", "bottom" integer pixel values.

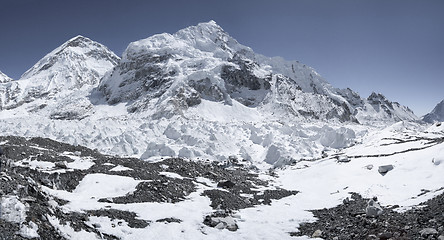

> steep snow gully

[{"left": 1, "top": 21, "right": 443, "bottom": 239}]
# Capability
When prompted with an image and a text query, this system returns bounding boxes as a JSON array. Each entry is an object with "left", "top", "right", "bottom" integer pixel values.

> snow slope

[{"left": 423, "top": 99, "right": 444, "bottom": 123}]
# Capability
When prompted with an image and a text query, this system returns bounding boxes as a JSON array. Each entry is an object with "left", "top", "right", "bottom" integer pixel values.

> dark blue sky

[{"left": 1, "top": 0, "right": 443, "bottom": 116}]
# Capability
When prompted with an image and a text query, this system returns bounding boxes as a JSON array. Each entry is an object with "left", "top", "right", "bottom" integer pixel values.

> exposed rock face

[
  {"left": 293, "top": 193, "right": 444, "bottom": 240},
  {"left": 423, "top": 100, "right": 444, "bottom": 123},
  {"left": 365, "top": 198, "right": 383, "bottom": 217}
]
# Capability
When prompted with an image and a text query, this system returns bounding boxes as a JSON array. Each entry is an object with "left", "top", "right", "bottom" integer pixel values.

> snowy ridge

[
  {"left": 423, "top": 99, "right": 444, "bottom": 123},
  {"left": 0, "top": 70, "right": 12, "bottom": 83}
]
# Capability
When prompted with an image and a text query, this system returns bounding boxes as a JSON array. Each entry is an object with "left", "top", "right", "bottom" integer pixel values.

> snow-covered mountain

[
  {"left": 355, "top": 92, "right": 418, "bottom": 124},
  {"left": 1, "top": 21, "right": 442, "bottom": 240},
  {"left": 0, "top": 35, "right": 119, "bottom": 110},
  {"left": 0, "top": 21, "right": 420, "bottom": 166},
  {"left": 0, "top": 70, "right": 12, "bottom": 83},
  {"left": 99, "top": 21, "right": 415, "bottom": 124},
  {"left": 423, "top": 99, "right": 444, "bottom": 123}
]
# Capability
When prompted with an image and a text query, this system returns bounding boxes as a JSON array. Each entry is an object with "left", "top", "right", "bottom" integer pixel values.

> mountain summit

[
  {"left": 423, "top": 99, "right": 444, "bottom": 123},
  {"left": 0, "top": 35, "right": 119, "bottom": 110},
  {"left": 20, "top": 35, "right": 119, "bottom": 89}
]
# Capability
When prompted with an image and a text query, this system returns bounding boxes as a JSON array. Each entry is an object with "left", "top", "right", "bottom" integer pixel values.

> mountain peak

[
  {"left": 368, "top": 92, "right": 386, "bottom": 101},
  {"left": 64, "top": 35, "right": 92, "bottom": 46},
  {"left": 423, "top": 99, "right": 444, "bottom": 123},
  {"left": 195, "top": 20, "right": 223, "bottom": 30},
  {"left": 176, "top": 20, "right": 229, "bottom": 42},
  {"left": 21, "top": 35, "right": 119, "bottom": 80},
  {"left": 123, "top": 21, "right": 249, "bottom": 62},
  {"left": 69, "top": 34, "right": 89, "bottom": 41}
]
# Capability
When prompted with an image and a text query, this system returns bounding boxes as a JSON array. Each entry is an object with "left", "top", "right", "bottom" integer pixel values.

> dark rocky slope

[
  {"left": 292, "top": 193, "right": 444, "bottom": 240},
  {"left": 0, "top": 136, "right": 295, "bottom": 239}
]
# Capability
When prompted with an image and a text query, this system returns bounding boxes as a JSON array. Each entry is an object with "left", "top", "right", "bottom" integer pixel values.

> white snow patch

[
  {"left": 48, "top": 215, "right": 99, "bottom": 239},
  {"left": 110, "top": 165, "right": 134, "bottom": 172},
  {"left": 18, "top": 221, "right": 39, "bottom": 239},
  {"left": 159, "top": 171, "right": 185, "bottom": 179},
  {"left": 44, "top": 174, "right": 142, "bottom": 212},
  {"left": 65, "top": 155, "right": 95, "bottom": 170},
  {"left": 0, "top": 195, "right": 27, "bottom": 223}
]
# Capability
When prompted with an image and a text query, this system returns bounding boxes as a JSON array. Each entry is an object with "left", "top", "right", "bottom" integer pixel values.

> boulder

[
  {"left": 312, "top": 229, "right": 323, "bottom": 238},
  {"left": 217, "top": 180, "right": 235, "bottom": 189},
  {"left": 337, "top": 155, "right": 350, "bottom": 163},
  {"left": 365, "top": 198, "right": 383, "bottom": 217},
  {"left": 419, "top": 228, "right": 438, "bottom": 237},
  {"left": 204, "top": 215, "right": 238, "bottom": 231},
  {"left": 378, "top": 165, "right": 394, "bottom": 175},
  {"left": 55, "top": 161, "right": 68, "bottom": 169}
]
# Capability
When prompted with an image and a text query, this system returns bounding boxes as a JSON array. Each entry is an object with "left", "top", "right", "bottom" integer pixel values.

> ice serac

[
  {"left": 423, "top": 99, "right": 444, "bottom": 123},
  {"left": 0, "top": 70, "right": 12, "bottom": 83},
  {"left": 1, "top": 35, "right": 119, "bottom": 110}
]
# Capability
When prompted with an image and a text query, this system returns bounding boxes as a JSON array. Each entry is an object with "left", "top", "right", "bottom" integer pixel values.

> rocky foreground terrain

[
  {"left": 293, "top": 193, "right": 444, "bottom": 239},
  {"left": 1, "top": 135, "right": 443, "bottom": 239},
  {"left": 0, "top": 136, "right": 296, "bottom": 239}
]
